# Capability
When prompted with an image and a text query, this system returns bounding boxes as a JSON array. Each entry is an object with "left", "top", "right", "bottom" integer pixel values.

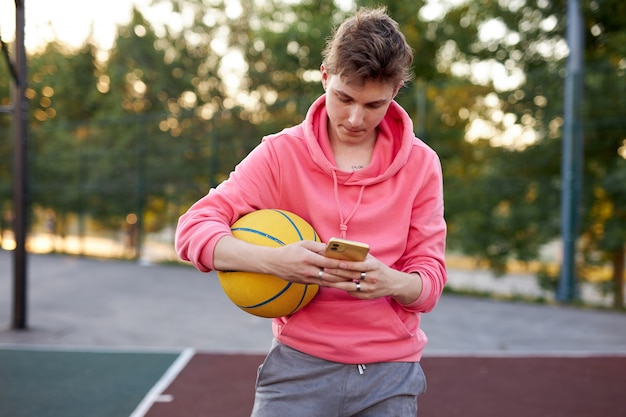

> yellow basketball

[{"left": 217, "top": 209, "right": 320, "bottom": 318}]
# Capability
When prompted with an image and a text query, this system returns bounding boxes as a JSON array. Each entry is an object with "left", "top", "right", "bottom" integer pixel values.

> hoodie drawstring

[{"left": 331, "top": 170, "right": 365, "bottom": 239}]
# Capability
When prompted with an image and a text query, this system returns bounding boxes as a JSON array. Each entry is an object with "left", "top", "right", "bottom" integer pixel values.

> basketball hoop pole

[
  {"left": 558, "top": 0, "right": 584, "bottom": 303},
  {"left": 11, "top": 0, "right": 28, "bottom": 329}
]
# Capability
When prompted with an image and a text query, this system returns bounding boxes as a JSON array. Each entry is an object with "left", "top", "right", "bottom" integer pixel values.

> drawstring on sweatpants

[{"left": 357, "top": 364, "right": 367, "bottom": 375}]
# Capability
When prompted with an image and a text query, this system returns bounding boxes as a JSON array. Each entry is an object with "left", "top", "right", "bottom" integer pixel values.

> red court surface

[{"left": 143, "top": 353, "right": 626, "bottom": 417}]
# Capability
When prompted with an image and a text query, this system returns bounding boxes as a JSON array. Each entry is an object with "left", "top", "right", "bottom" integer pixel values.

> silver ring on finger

[
  {"left": 359, "top": 271, "right": 366, "bottom": 281},
  {"left": 355, "top": 281, "right": 361, "bottom": 292},
  {"left": 318, "top": 268, "right": 324, "bottom": 280}
]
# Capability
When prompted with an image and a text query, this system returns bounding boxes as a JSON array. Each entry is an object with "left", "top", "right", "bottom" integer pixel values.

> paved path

[{"left": 1, "top": 251, "right": 625, "bottom": 355}]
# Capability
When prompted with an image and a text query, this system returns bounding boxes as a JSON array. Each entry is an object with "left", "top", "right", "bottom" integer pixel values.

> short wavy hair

[{"left": 322, "top": 7, "right": 414, "bottom": 88}]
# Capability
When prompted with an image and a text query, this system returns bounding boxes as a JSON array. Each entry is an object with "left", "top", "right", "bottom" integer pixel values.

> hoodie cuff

[{"left": 402, "top": 270, "right": 436, "bottom": 311}]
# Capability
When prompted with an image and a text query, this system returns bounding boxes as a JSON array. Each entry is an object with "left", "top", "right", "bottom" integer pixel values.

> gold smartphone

[{"left": 324, "top": 238, "right": 370, "bottom": 261}]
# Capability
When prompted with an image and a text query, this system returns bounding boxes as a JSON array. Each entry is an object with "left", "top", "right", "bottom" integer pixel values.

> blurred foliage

[{"left": 427, "top": 0, "right": 626, "bottom": 308}]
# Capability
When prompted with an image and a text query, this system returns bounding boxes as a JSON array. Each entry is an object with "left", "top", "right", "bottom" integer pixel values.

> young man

[{"left": 176, "top": 7, "right": 447, "bottom": 416}]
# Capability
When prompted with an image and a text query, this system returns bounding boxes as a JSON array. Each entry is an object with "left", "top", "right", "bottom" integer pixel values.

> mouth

[{"left": 342, "top": 126, "right": 363, "bottom": 136}]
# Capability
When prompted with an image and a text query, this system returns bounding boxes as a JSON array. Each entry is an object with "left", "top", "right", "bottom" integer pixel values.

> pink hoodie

[{"left": 176, "top": 95, "right": 447, "bottom": 363}]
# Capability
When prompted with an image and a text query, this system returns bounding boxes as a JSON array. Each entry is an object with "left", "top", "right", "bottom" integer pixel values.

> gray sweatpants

[{"left": 250, "top": 341, "right": 427, "bottom": 417}]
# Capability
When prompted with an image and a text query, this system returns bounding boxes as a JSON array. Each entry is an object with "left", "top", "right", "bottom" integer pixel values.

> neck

[{"left": 330, "top": 134, "right": 376, "bottom": 172}]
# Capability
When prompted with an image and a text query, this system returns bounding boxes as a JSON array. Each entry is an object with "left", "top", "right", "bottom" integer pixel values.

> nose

[{"left": 347, "top": 104, "right": 364, "bottom": 126}]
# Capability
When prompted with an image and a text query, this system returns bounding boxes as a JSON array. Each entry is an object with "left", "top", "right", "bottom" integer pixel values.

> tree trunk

[{"left": 613, "top": 245, "right": 625, "bottom": 310}]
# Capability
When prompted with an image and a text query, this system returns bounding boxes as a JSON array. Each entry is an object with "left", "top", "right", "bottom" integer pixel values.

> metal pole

[
  {"left": 557, "top": 0, "right": 584, "bottom": 302},
  {"left": 12, "top": 0, "right": 28, "bottom": 329}
]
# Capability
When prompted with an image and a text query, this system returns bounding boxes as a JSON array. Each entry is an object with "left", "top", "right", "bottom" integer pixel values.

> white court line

[{"left": 129, "top": 347, "right": 196, "bottom": 417}]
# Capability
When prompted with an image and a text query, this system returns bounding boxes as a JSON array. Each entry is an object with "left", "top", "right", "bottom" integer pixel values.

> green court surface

[{"left": 0, "top": 348, "right": 179, "bottom": 417}]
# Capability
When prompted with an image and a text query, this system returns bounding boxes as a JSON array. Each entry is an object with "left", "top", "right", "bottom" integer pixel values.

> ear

[
  {"left": 320, "top": 64, "right": 328, "bottom": 90},
  {"left": 393, "top": 82, "right": 403, "bottom": 98}
]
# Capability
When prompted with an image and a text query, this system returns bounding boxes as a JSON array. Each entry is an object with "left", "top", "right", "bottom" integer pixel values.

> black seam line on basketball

[
  {"left": 284, "top": 285, "right": 310, "bottom": 316},
  {"left": 231, "top": 227, "right": 286, "bottom": 245},
  {"left": 273, "top": 209, "right": 320, "bottom": 242},
  {"left": 238, "top": 281, "right": 316, "bottom": 311},
  {"left": 237, "top": 282, "right": 293, "bottom": 308},
  {"left": 273, "top": 209, "right": 306, "bottom": 240},
  {"left": 286, "top": 285, "right": 313, "bottom": 315}
]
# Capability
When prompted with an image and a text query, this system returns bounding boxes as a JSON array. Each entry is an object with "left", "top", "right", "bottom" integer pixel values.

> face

[{"left": 321, "top": 65, "right": 399, "bottom": 147}]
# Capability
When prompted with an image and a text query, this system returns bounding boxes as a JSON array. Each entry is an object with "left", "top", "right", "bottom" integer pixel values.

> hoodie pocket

[{"left": 278, "top": 297, "right": 419, "bottom": 356}]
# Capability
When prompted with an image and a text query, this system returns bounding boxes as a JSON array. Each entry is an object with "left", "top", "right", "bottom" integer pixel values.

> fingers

[
  {"left": 319, "top": 269, "right": 376, "bottom": 296},
  {"left": 314, "top": 258, "right": 378, "bottom": 294},
  {"left": 323, "top": 268, "right": 371, "bottom": 283},
  {"left": 300, "top": 239, "right": 327, "bottom": 254},
  {"left": 314, "top": 267, "right": 325, "bottom": 286}
]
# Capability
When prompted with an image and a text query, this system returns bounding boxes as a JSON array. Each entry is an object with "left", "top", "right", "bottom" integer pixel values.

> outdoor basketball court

[
  {"left": 1, "top": 252, "right": 626, "bottom": 416},
  {"left": 2, "top": 347, "right": 625, "bottom": 417}
]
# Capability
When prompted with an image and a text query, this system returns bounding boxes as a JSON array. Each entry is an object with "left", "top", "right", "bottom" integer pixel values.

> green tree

[
  {"left": 96, "top": 7, "right": 220, "bottom": 255},
  {"left": 0, "top": 38, "right": 14, "bottom": 238},
  {"left": 581, "top": 0, "right": 626, "bottom": 307},
  {"left": 434, "top": 0, "right": 626, "bottom": 307},
  {"left": 27, "top": 41, "right": 101, "bottom": 239},
  {"left": 235, "top": 0, "right": 339, "bottom": 132}
]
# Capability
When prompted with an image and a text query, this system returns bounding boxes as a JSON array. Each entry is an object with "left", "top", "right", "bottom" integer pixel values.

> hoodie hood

[{"left": 303, "top": 94, "right": 416, "bottom": 186}]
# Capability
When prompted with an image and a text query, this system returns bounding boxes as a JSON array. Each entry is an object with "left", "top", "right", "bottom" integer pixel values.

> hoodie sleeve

[
  {"left": 175, "top": 139, "right": 280, "bottom": 272},
  {"left": 397, "top": 151, "right": 447, "bottom": 313}
]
